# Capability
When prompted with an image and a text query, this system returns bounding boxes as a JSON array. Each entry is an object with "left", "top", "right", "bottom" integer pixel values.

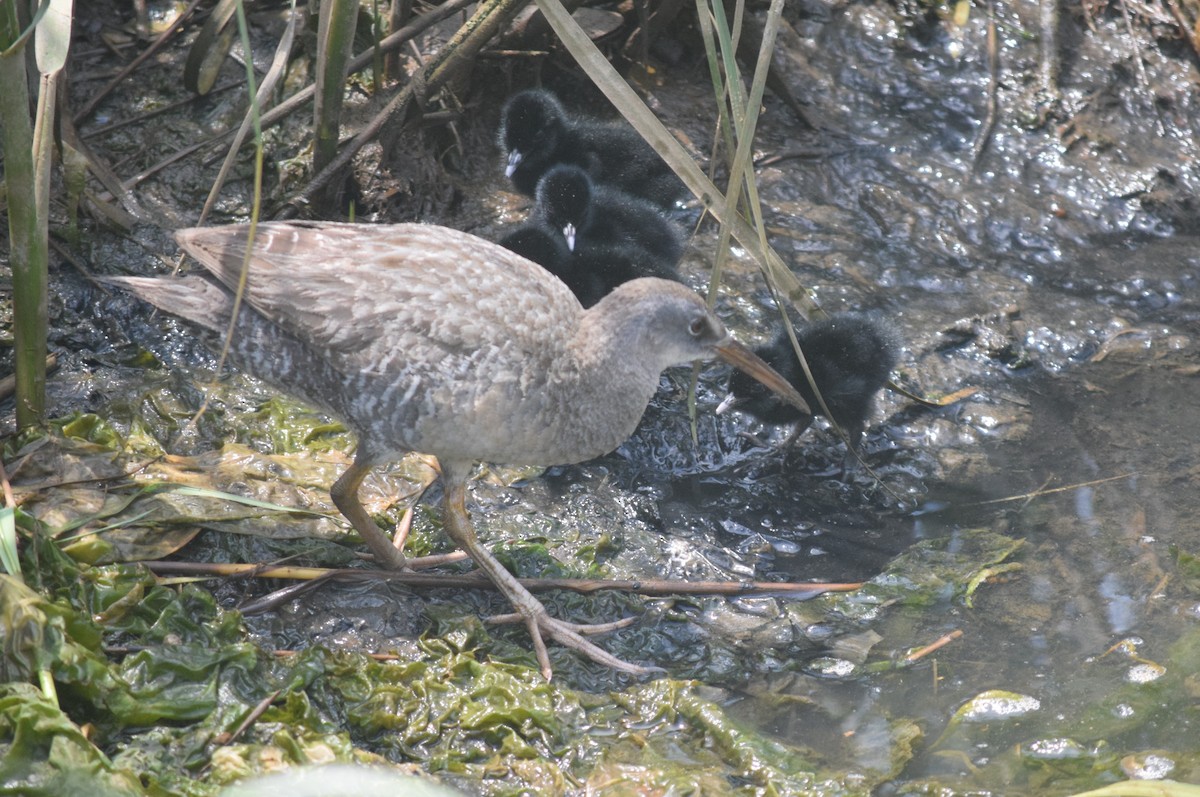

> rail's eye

[{"left": 688, "top": 317, "right": 706, "bottom": 337}]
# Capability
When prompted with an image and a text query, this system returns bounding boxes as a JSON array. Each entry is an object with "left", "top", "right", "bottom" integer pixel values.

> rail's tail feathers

[{"left": 103, "top": 275, "right": 234, "bottom": 333}]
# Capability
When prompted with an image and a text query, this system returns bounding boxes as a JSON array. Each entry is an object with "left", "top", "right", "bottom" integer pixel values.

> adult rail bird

[{"left": 108, "top": 221, "right": 810, "bottom": 678}]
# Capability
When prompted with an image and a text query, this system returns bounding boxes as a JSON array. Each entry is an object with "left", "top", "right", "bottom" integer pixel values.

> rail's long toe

[{"left": 440, "top": 470, "right": 657, "bottom": 679}]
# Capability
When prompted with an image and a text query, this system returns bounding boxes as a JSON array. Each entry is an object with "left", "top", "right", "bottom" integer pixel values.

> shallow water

[{"left": 646, "top": 0, "right": 1200, "bottom": 786}]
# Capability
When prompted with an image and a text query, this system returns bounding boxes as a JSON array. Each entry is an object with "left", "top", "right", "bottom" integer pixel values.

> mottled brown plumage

[{"left": 109, "top": 221, "right": 809, "bottom": 678}]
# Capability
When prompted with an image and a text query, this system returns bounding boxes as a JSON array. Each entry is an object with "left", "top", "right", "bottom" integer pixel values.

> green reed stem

[
  {"left": 0, "top": 3, "right": 48, "bottom": 430},
  {"left": 314, "top": 0, "right": 360, "bottom": 185}
]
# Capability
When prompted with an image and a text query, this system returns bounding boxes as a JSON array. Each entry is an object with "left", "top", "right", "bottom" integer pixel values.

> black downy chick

[
  {"left": 533, "top": 164, "right": 684, "bottom": 269},
  {"left": 498, "top": 88, "right": 686, "bottom": 210},
  {"left": 497, "top": 222, "right": 572, "bottom": 280},
  {"left": 495, "top": 220, "right": 606, "bottom": 301},
  {"left": 719, "top": 313, "right": 901, "bottom": 446},
  {"left": 498, "top": 216, "right": 684, "bottom": 309}
]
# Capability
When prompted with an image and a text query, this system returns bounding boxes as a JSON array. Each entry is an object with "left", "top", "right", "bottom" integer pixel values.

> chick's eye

[{"left": 688, "top": 317, "right": 706, "bottom": 337}]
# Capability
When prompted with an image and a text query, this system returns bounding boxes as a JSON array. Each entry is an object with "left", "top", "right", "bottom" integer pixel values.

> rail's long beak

[{"left": 714, "top": 338, "right": 811, "bottom": 416}]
